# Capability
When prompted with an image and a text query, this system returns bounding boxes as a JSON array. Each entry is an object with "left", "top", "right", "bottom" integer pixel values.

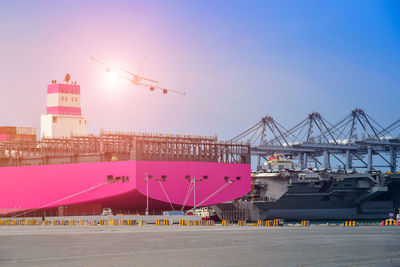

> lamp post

[
  {"left": 185, "top": 175, "right": 203, "bottom": 210},
  {"left": 145, "top": 173, "right": 153, "bottom": 216}
]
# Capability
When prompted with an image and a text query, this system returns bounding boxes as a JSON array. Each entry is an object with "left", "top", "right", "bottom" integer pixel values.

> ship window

[
  {"left": 333, "top": 183, "right": 338, "bottom": 187},
  {"left": 224, "top": 176, "right": 229, "bottom": 181},
  {"left": 236, "top": 176, "right": 241, "bottom": 180},
  {"left": 344, "top": 184, "right": 352, "bottom": 187},
  {"left": 185, "top": 175, "right": 190, "bottom": 180},
  {"left": 203, "top": 175, "right": 208, "bottom": 180}
]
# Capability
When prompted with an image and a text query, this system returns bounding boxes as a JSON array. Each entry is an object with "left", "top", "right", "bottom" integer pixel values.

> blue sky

[{"left": 0, "top": 0, "right": 399, "bottom": 139}]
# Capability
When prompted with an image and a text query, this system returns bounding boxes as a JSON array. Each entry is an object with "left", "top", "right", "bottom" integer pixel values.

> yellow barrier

[
  {"left": 155, "top": 219, "right": 170, "bottom": 226},
  {"left": 301, "top": 220, "right": 310, "bottom": 227},
  {"left": 238, "top": 220, "right": 246, "bottom": 226},
  {"left": 206, "top": 220, "right": 215, "bottom": 226},
  {"left": 221, "top": 220, "right": 230, "bottom": 226},
  {"left": 186, "top": 219, "right": 192, "bottom": 226},
  {"left": 384, "top": 220, "right": 397, "bottom": 226},
  {"left": 138, "top": 219, "right": 145, "bottom": 226},
  {"left": 257, "top": 220, "right": 264, "bottom": 226},
  {"left": 344, "top": 221, "right": 356, "bottom": 226}
]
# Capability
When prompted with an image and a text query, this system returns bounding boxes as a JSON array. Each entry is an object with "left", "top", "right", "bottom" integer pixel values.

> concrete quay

[{"left": 0, "top": 225, "right": 399, "bottom": 267}]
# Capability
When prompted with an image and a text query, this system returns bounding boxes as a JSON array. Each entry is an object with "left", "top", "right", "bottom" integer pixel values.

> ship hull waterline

[{"left": 0, "top": 160, "right": 251, "bottom": 216}]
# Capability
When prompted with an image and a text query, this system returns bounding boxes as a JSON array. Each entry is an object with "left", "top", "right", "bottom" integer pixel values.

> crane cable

[
  {"left": 158, "top": 181, "right": 175, "bottom": 211},
  {"left": 13, "top": 182, "right": 108, "bottom": 218},
  {"left": 180, "top": 182, "right": 195, "bottom": 211},
  {"left": 196, "top": 181, "right": 233, "bottom": 208}
]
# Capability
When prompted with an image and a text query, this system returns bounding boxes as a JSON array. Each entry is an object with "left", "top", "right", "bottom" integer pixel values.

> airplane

[{"left": 91, "top": 56, "right": 186, "bottom": 96}]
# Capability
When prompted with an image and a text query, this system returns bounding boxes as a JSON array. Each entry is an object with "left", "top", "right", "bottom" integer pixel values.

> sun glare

[{"left": 105, "top": 71, "right": 120, "bottom": 86}]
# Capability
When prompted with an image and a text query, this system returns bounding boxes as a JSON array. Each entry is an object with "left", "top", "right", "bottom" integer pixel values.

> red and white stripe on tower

[
  {"left": 40, "top": 74, "right": 88, "bottom": 139},
  {"left": 46, "top": 82, "right": 82, "bottom": 116}
]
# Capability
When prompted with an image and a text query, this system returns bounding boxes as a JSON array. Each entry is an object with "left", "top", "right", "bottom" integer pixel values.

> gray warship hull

[{"left": 213, "top": 172, "right": 400, "bottom": 221}]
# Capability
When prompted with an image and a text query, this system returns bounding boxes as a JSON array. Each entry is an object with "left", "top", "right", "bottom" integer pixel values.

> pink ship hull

[{"left": 0, "top": 160, "right": 250, "bottom": 215}]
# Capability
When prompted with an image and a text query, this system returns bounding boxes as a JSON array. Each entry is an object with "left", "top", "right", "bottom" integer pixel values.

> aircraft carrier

[
  {"left": 214, "top": 164, "right": 400, "bottom": 221},
  {"left": 214, "top": 111, "right": 400, "bottom": 221}
]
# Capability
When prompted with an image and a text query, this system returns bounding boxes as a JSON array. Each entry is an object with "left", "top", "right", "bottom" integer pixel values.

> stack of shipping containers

[{"left": 0, "top": 127, "right": 36, "bottom": 141}]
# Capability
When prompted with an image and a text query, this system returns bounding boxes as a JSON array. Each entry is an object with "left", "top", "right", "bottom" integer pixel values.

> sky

[{"left": 0, "top": 0, "right": 399, "bottom": 140}]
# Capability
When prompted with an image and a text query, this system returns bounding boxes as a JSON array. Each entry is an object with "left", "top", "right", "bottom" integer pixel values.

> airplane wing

[
  {"left": 141, "top": 83, "right": 186, "bottom": 96},
  {"left": 119, "top": 67, "right": 159, "bottom": 84},
  {"left": 91, "top": 56, "right": 113, "bottom": 71}
]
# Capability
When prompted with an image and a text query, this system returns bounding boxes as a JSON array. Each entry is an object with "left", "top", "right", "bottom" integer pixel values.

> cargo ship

[
  {"left": 213, "top": 154, "right": 400, "bottom": 221},
  {"left": 0, "top": 76, "right": 251, "bottom": 217}
]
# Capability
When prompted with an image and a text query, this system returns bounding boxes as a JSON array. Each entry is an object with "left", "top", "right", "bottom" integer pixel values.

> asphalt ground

[{"left": 0, "top": 226, "right": 399, "bottom": 267}]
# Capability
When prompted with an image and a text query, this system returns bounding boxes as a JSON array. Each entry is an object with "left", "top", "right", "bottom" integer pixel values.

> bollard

[
  {"left": 138, "top": 219, "right": 144, "bottom": 226},
  {"left": 206, "top": 220, "right": 215, "bottom": 226},
  {"left": 221, "top": 220, "right": 230, "bottom": 226},
  {"left": 344, "top": 221, "right": 356, "bottom": 227},
  {"left": 70, "top": 220, "right": 75, "bottom": 226},
  {"left": 257, "top": 220, "right": 264, "bottom": 226},
  {"left": 186, "top": 219, "right": 192, "bottom": 226},
  {"left": 238, "top": 220, "right": 247, "bottom": 226},
  {"left": 301, "top": 220, "right": 310, "bottom": 227},
  {"left": 179, "top": 219, "right": 185, "bottom": 226}
]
